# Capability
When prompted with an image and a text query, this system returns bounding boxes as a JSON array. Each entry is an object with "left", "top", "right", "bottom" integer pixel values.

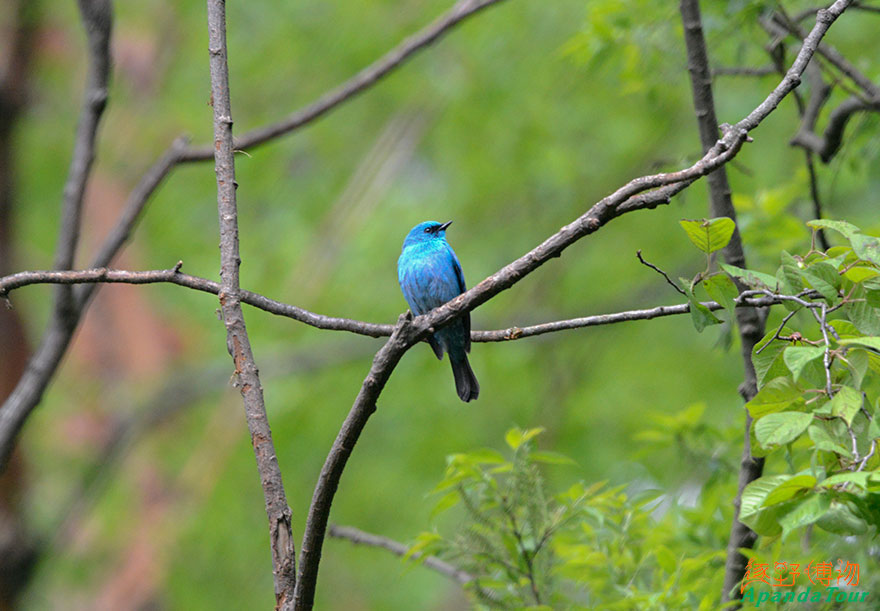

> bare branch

[
  {"left": 77, "top": 136, "right": 190, "bottom": 308},
  {"left": 0, "top": 267, "right": 799, "bottom": 342},
  {"left": 56, "top": 0, "right": 111, "bottom": 277},
  {"left": 328, "top": 524, "right": 473, "bottom": 586},
  {"left": 205, "top": 0, "right": 296, "bottom": 606},
  {"left": 770, "top": 11, "right": 880, "bottom": 99},
  {"left": 0, "top": 0, "right": 113, "bottom": 468},
  {"left": 791, "top": 95, "right": 880, "bottom": 162},
  {"left": 181, "top": 0, "right": 509, "bottom": 162}
]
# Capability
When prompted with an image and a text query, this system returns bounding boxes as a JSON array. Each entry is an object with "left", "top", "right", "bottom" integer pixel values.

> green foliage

[
  {"left": 684, "top": 220, "right": 880, "bottom": 544},
  {"left": 412, "top": 429, "right": 723, "bottom": 610}
]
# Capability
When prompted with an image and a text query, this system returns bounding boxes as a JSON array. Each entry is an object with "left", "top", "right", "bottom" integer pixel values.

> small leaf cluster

[{"left": 409, "top": 429, "right": 723, "bottom": 610}]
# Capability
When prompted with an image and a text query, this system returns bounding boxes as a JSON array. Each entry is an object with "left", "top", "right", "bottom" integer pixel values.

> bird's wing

[{"left": 449, "top": 250, "right": 471, "bottom": 353}]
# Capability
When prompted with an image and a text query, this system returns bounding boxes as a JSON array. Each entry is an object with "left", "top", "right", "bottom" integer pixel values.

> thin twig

[
  {"left": 181, "top": 0, "right": 509, "bottom": 162},
  {"left": 205, "top": 1, "right": 296, "bottom": 606},
  {"left": 0, "top": 0, "right": 112, "bottom": 467},
  {"left": 755, "top": 309, "right": 799, "bottom": 354},
  {"left": 329, "top": 525, "right": 471, "bottom": 586},
  {"left": 636, "top": 250, "right": 687, "bottom": 296}
]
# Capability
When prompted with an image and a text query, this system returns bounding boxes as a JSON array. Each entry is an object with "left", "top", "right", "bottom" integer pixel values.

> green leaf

[
  {"left": 817, "top": 499, "right": 870, "bottom": 535},
  {"left": 755, "top": 412, "right": 813, "bottom": 448},
  {"left": 802, "top": 261, "right": 840, "bottom": 302},
  {"left": 851, "top": 233, "right": 880, "bottom": 265},
  {"left": 869, "top": 414, "right": 880, "bottom": 441},
  {"left": 719, "top": 262, "right": 777, "bottom": 290},
  {"left": 749, "top": 419, "right": 770, "bottom": 458},
  {"left": 779, "top": 251, "right": 804, "bottom": 295},
  {"left": 505, "top": 427, "right": 544, "bottom": 450},
  {"left": 739, "top": 475, "right": 791, "bottom": 536},
  {"left": 783, "top": 346, "right": 825, "bottom": 381},
  {"left": 820, "top": 471, "right": 872, "bottom": 490},
  {"left": 807, "top": 219, "right": 860, "bottom": 240},
  {"left": 679, "top": 217, "right": 736, "bottom": 254},
  {"left": 808, "top": 423, "right": 852, "bottom": 457},
  {"left": 457, "top": 448, "right": 508, "bottom": 465},
  {"left": 752, "top": 326, "right": 794, "bottom": 389},
  {"left": 845, "top": 348, "right": 869, "bottom": 390},
  {"left": 403, "top": 532, "right": 443, "bottom": 562},
  {"left": 688, "top": 298, "right": 722, "bottom": 332},
  {"left": 703, "top": 273, "right": 738, "bottom": 315},
  {"left": 838, "top": 336, "right": 880, "bottom": 351},
  {"left": 830, "top": 319, "right": 862, "bottom": 338},
  {"left": 745, "top": 377, "right": 803, "bottom": 418},
  {"left": 430, "top": 490, "right": 461, "bottom": 518},
  {"left": 830, "top": 386, "right": 863, "bottom": 426},
  {"left": 779, "top": 493, "right": 831, "bottom": 538},
  {"left": 762, "top": 474, "right": 817, "bottom": 506},
  {"left": 844, "top": 266, "right": 880, "bottom": 283}
]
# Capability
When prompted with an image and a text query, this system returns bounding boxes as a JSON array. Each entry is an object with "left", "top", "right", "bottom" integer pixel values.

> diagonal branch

[
  {"left": 205, "top": 1, "right": 296, "bottom": 607},
  {"left": 181, "top": 0, "right": 509, "bottom": 162},
  {"left": 328, "top": 524, "right": 500, "bottom": 603},
  {"left": 0, "top": 0, "right": 112, "bottom": 468},
  {"left": 791, "top": 95, "right": 880, "bottom": 162},
  {"left": 328, "top": 524, "right": 473, "bottom": 587},
  {"left": 293, "top": 3, "right": 856, "bottom": 607},
  {"left": 769, "top": 10, "right": 880, "bottom": 99}
]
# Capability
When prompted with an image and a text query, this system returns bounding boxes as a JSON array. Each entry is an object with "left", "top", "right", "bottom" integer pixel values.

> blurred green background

[{"left": 5, "top": 0, "right": 879, "bottom": 608}]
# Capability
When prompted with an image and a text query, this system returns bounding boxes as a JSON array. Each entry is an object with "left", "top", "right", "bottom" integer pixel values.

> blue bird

[{"left": 398, "top": 221, "right": 479, "bottom": 402}]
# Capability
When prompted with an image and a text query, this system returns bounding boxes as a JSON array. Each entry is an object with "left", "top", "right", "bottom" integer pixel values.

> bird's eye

[{"left": 424, "top": 226, "right": 434, "bottom": 234}]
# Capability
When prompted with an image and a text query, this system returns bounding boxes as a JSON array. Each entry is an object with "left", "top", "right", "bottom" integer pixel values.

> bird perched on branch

[{"left": 398, "top": 220, "right": 479, "bottom": 402}]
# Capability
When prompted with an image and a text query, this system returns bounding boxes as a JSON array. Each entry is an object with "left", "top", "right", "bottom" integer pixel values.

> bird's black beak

[{"left": 439, "top": 220, "right": 453, "bottom": 231}]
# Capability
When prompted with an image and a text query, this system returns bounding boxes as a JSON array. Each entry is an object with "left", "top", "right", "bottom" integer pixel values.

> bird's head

[{"left": 403, "top": 220, "right": 453, "bottom": 248}]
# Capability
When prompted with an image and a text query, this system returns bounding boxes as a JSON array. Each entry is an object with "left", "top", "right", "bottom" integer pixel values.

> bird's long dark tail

[{"left": 450, "top": 354, "right": 479, "bottom": 402}]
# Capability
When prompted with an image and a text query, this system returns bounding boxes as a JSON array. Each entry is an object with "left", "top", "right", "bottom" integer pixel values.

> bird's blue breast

[{"left": 398, "top": 240, "right": 463, "bottom": 316}]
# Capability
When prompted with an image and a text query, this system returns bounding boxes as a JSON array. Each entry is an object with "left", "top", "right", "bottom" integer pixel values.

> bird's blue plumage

[{"left": 398, "top": 221, "right": 479, "bottom": 402}]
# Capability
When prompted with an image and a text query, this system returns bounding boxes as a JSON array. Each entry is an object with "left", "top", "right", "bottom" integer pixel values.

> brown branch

[
  {"left": 0, "top": 0, "right": 112, "bottom": 468},
  {"left": 793, "top": 1, "right": 880, "bottom": 21},
  {"left": 328, "top": 524, "right": 474, "bottom": 586},
  {"left": 181, "top": 0, "right": 509, "bottom": 162},
  {"left": 791, "top": 95, "right": 880, "bottom": 162},
  {"left": 764, "top": 36, "right": 833, "bottom": 251},
  {"left": 0, "top": 267, "right": 797, "bottom": 342},
  {"left": 680, "top": 0, "right": 773, "bottom": 606},
  {"left": 76, "top": 136, "right": 190, "bottom": 309},
  {"left": 205, "top": 1, "right": 296, "bottom": 607},
  {"left": 770, "top": 10, "right": 880, "bottom": 99},
  {"left": 293, "top": 3, "right": 855, "bottom": 607}
]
